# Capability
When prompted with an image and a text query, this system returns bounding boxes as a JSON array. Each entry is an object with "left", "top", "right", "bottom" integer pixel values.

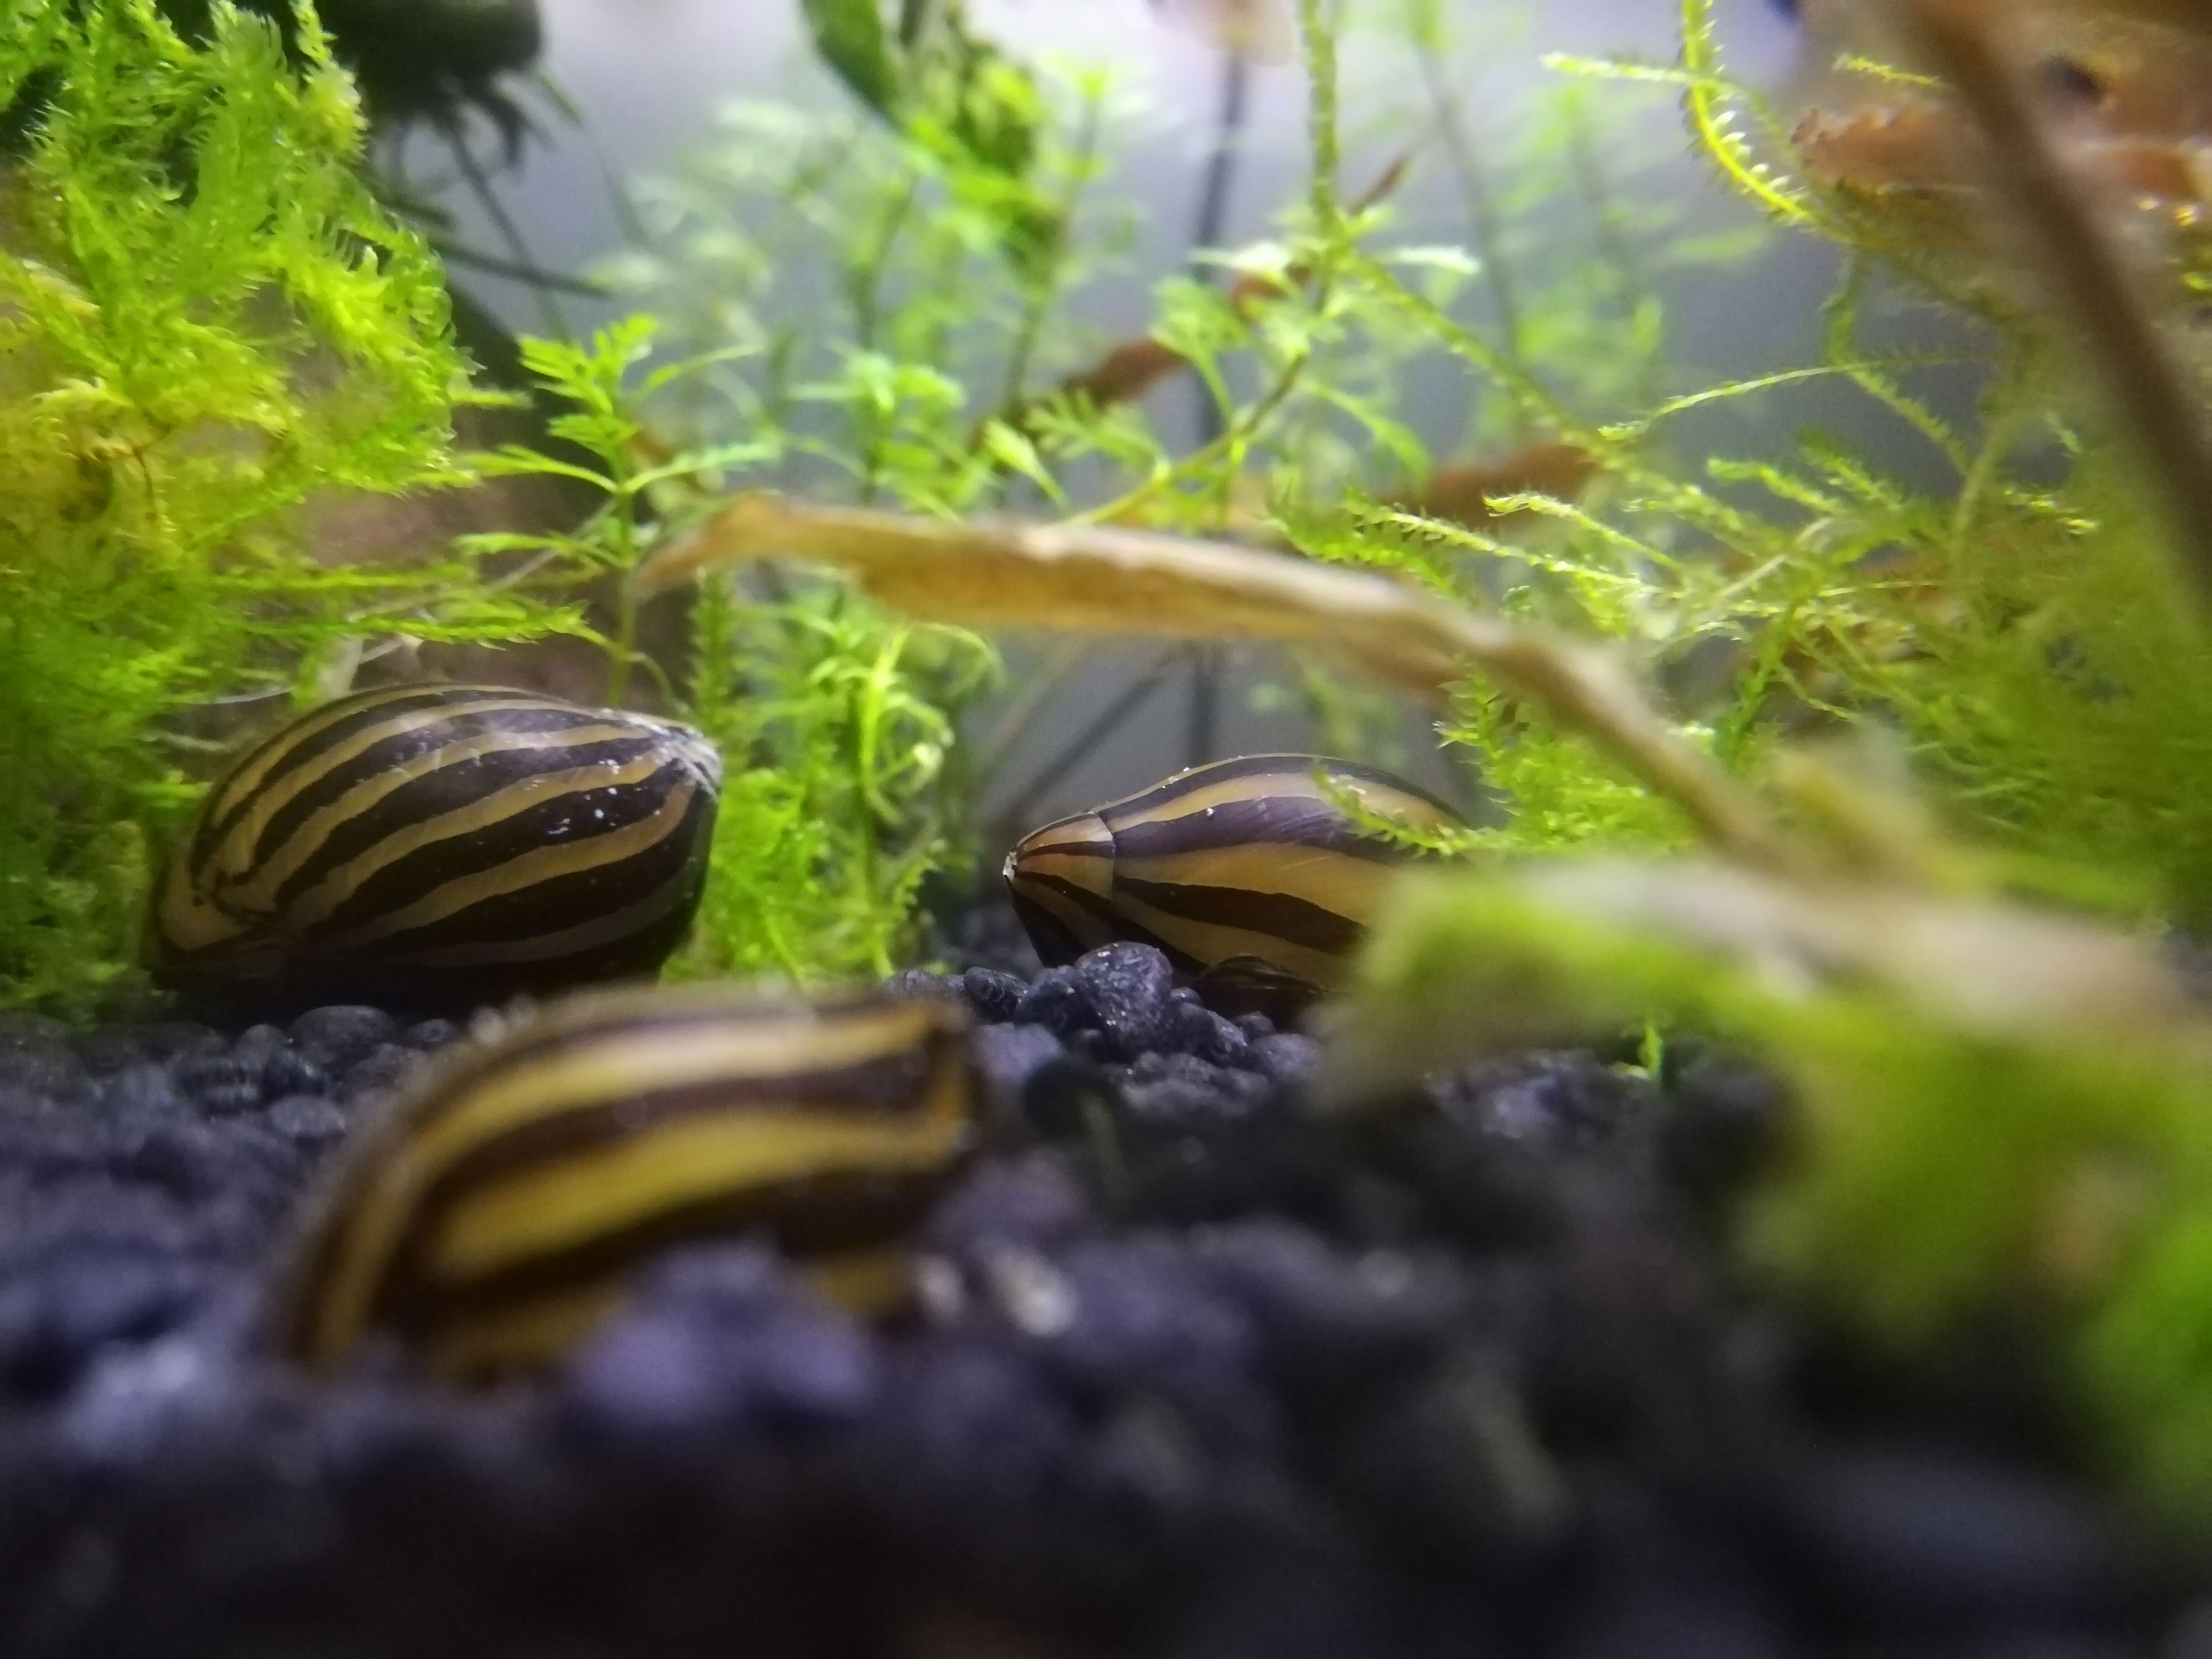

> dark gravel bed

[{"left": 0, "top": 945, "right": 2204, "bottom": 1658}]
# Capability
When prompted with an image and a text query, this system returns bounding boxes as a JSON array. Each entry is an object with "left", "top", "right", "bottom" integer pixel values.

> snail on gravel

[
  {"left": 149, "top": 683, "right": 722, "bottom": 1020},
  {"left": 270, "top": 984, "right": 978, "bottom": 1380},
  {"left": 1004, "top": 754, "right": 1467, "bottom": 1016}
]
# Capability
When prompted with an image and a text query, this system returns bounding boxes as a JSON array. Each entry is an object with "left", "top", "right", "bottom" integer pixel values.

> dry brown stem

[{"left": 638, "top": 493, "right": 1793, "bottom": 869}]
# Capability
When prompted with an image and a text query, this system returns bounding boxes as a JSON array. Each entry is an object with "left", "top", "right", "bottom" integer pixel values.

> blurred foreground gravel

[{"left": 0, "top": 942, "right": 2204, "bottom": 1658}]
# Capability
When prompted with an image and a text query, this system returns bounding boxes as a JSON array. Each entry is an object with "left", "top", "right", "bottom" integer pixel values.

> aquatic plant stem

[
  {"left": 444, "top": 117, "right": 569, "bottom": 341},
  {"left": 1415, "top": 32, "right": 1527, "bottom": 389},
  {"left": 1187, "top": 651, "right": 1223, "bottom": 768},
  {"left": 993, "top": 89, "right": 1104, "bottom": 433},
  {"left": 850, "top": 632, "right": 899, "bottom": 980},
  {"left": 1190, "top": 46, "right": 1250, "bottom": 451},
  {"left": 1562, "top": 88, "right": 1661, "bottom": 411},
  {"left": 993, "top": 647, "right": 1182, "bottom": 829},
  {"left": 1073, "top": 331, "right": 1319, "bottom": 527},
  {"left": 851, "top": 174, "right": 920, "bottom": 356},
  {"left": 605, "top": 572, "right": 642, "bottom": 708},
  {"left": 551, "top": 70, "right": 653, "bottom": 250},
  {"left": 1297, "top": 0, "right": 1342, "bottom": 231},
  {"left": 432, "top": 241, "right": 609, "bottom": 297},
  {"left": 603, "top": 442, "right": 644, "bottom": 709},
  {"left": 977, "top": 640, "right": 1091, "bottom": 780},
  {"left": 849, "top": 173, "right": 922, "bottom": 506},
  {"left": 1182, "top": 36, "right": 1255, "bottom": 769},
  {"left": 1074, "top": 0, "right": 1348, "bottom": 533}
]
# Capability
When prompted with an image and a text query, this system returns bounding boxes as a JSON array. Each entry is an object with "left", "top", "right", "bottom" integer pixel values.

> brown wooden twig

[{"left": 637, "top": 493, "right": 1794, "bottom": 870}]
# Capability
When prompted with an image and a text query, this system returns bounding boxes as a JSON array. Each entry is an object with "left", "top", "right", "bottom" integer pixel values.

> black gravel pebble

[
  {"left": 171, "top": 1044, "right": 267, "bottom": 1116},
  {"left": 337, "top": 1042, "right": 424, "bottom": 1102},
  {"left": 971, "top": 1021, "right": 1067, "bottom": 1117},
  {"left": 959, "top": 967, "right": 1028, "bottom": 1024},
  {"left": 0, "top": 1014, "right": 90, "bottom": 1105},
  {"left": 288, "top": 1005, "right": 401, "bottom": 1073},
  {"left": 402, "top": 1019, "right": 463, "bottom": 1050},
  {"left": 0, "top": 953, "right": 2192, "bottom": 1658},
  {"left": 1013, "top": 963, "right": 1094, "bottom": 1036},
  {"left": 925, "top": 1154, "right": 1095, "bottom": 1264},
  {"left": 1074, "top": 943, "right": 1179, "bottom": 1059},
  {"left": 562, "top": 1246, "right": 881, "bottom": 1440},
  {"left": 263, "top": 1093, "right": 352, "bottom": 1151},
  {"left": 97, "top": 1063, "right": 186, "bottom": 1118}
]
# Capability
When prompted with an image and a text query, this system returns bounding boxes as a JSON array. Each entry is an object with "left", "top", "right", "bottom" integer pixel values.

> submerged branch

[{"left": 639, "top": 493, "right": 1793, "bottom": 869}]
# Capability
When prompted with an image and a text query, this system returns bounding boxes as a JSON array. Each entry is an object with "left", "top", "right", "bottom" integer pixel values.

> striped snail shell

[
  {"left": 1003, "top": 754, "right": 1466, "bottom": 1015},
  {"left": 148, "top": 683, "right": 722, "bottom": 1020},
  {"left": 270, "top": 983, "right": 978, "bottom": 1380}
]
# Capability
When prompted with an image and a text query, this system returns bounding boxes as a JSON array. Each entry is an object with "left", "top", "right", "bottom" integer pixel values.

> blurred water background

[
  {"left": 407, "top": 0, "right": 1870, "bottom": 833},
  {"left": 440, "top": 1, "right": 1798, "bottom": 341}
]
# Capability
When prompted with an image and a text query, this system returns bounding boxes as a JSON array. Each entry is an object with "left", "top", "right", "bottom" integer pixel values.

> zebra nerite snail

[
  {"left": 1004, "top": 754, "right": 1467, "bottom": 1015},
  {"left": 149, "top": 683, "right": 721, "bottom": 1018},
  {"left": 270, "top": 983, "right": 978, "bottom": 1380}
]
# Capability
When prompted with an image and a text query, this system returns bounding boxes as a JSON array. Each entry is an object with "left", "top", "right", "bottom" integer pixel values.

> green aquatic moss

[
  {"left": 622, "top": 0, "right": 2212, "bottom": 1521},
  {"left": 473, "top": 314, "right": 998, "bottom": 984},
  {"left": 1330, "top": 861, "right": 2212, "bottom": 1517},
  {"left": 6, "top": 0, "right": 2212, "bottom": 1522},
  {"left": 675, "top": 578, "right": 996, "bottom": 983},
  {"left": 1277, "top": 0, "right": 2212, "bottom": 1525},
  {"left": 1413, "top": 0, "right": 2212, "bottom": 921},
  {"left": 0, "top": 0, "right": 564, "bottom": 1013}
]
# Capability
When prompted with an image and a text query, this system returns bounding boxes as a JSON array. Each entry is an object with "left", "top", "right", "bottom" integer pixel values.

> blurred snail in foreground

[
  {"left": 271, "top": 984, "right": 978, "bottom": 1381},
  {"left": 149, "top": 684, "right": 721, "bottom": 1020},
  {"left": 1005, "top": 755, "right": 1467, "bottom": 1017}
]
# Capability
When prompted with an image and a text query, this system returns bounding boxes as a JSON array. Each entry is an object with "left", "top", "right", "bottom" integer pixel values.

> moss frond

[
  {"left": 0, "top": 0, "right": 562, "bottom": 1012},
  {"left": 1332, "top": 861, "right": 2212, "bottom": 1514},
  {"left": 673, "top": 580, "right": 996, "bottom": 983}
]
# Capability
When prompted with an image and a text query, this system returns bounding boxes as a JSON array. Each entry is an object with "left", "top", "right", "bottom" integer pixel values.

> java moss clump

[
  {"left": 12, "top": 0, "right": 2212, "bottom": 1652},
  {"left": 0, "top": 0, "right": 565, "bottom": 1013}
]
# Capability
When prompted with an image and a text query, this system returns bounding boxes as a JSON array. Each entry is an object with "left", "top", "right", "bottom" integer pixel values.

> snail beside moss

[{"left": 149, "top": 683, "right": 722, "bottom": 1020}]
